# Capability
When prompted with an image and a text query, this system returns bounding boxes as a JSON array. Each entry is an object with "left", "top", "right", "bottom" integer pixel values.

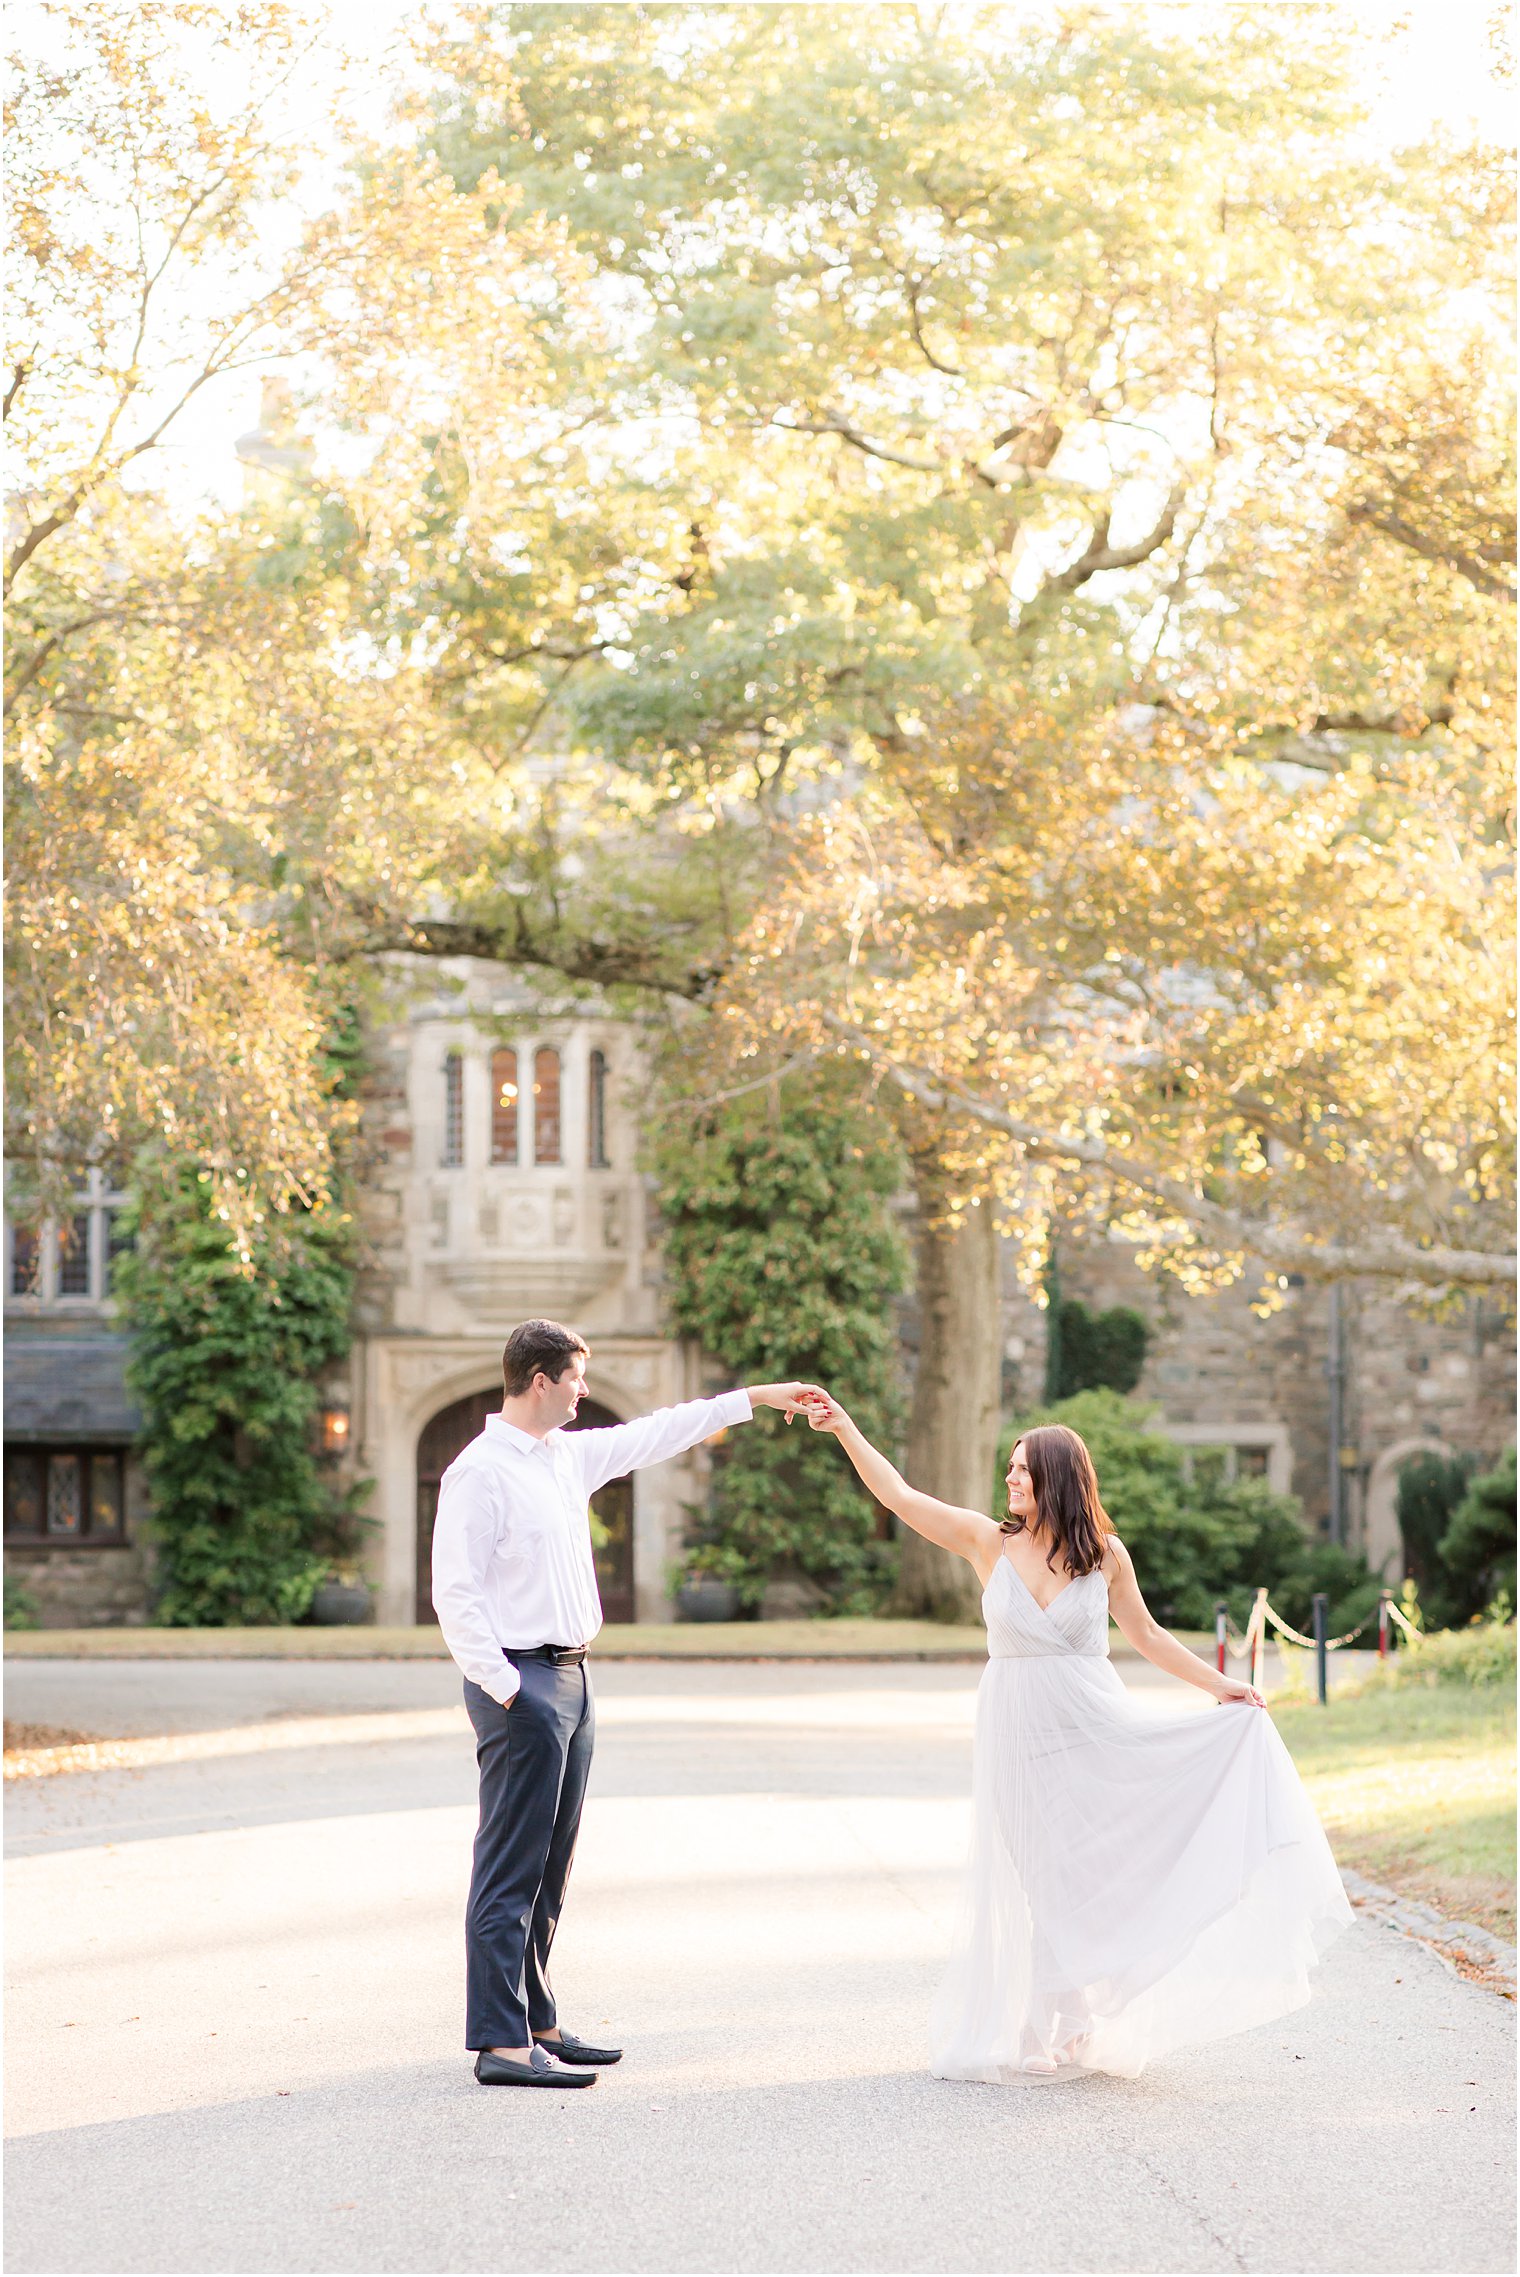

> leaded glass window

[
  {"left": 442, "top": 1052, "right": 464, "bottom": 1167},
  {"left": 533, "top": 1049, "right": 561, "bottom": 1165},
  {"left": 491, "top": 1050, "right": 519, "bottom": 1163},
  {"left": 588, "top": 1049, "right": 609, "bottom": 1168}
]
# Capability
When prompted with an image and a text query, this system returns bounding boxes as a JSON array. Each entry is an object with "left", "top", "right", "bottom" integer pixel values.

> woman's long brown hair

[{"left": 1000, "top": 1424, "right": 1113, "bottom": 1577}]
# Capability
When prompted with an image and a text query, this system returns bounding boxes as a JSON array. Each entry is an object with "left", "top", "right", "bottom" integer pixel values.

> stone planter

[
  {"left": 309, "top": 1580, "right": 373, "bottom": 1626},
  {"left": 675, "top": 1577, "right": 742, "bottom": 1623}
]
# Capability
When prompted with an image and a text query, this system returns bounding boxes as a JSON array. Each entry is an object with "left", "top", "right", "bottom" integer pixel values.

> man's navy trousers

[{"left": 461, "top": 1652, "right": 595, "bottom": 2051}]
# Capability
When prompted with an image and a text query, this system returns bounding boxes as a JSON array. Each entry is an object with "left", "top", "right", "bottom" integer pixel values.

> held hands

[
  {"left": 800, "top": 1391, "right": 850, "bottom": 1435},
  {"left": 749, "top": 1382, "right": 831, "bottom": 1424}
]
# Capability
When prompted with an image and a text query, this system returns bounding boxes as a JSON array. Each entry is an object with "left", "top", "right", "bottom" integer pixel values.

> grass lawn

[{"left": 1274, "top": 1680, "right": 1516, "bottom": 1942}]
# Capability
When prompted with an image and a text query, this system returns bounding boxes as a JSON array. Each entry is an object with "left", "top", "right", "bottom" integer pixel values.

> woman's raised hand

[
  {"left": 1214, "top": 1675, "right": 1267, "bottom": 1709},
  {"left": 801, "top": 1391, "right": 850, "bottom": 1435}
]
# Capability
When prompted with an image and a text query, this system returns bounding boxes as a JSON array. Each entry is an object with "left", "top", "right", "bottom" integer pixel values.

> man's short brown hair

[{"left": 502, "top": 1318, "right": 590, "bottom": 1398}]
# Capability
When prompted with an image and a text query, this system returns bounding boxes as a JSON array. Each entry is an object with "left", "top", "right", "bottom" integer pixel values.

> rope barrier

[
  {"left": 1213, "top": 1582, "right": 1421, "bottom": 1705},
  {"left": 1259, "top": 1601, "right": 1378, "bottom": 1652},
  {"left": 1211, "top": 1580, "right": 1430, "bottom": 1710},
  {"left": 1218, "top": 1591, "right": 1407, "bottom": 1659},
  {"left": 1214, "top": 1590, "right": 1270, "bottom": 1688}
]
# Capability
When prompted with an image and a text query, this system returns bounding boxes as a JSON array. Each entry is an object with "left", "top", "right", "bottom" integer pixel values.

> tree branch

[
  {"left": 1140, "top": 691, "right": 1457, "bottom": 766},
  {"left": 3, "top": 612, "right": 118, "bottom": 716},
  {"left": 353, "top": 912, "right": 721, "bottom": 1000},
  {"left": 1039, "top": 482, "right": 1186, "bottom": 598},
  {"left": 773, "top": 407, "right": 1055, "bottom": 491},
  {"left": 824, "top": 1018, "right": 1516, "bottom": 1288},
  {"left": 1348, "top": 503, "right": 1516, "bottom": 604},
  {"left": 1305, "top": 705, "right": 1456, "bottom": 734},
  {"left": 4, "top": 356, "right": 33, "bottom": 420},
  {"left": 903, "top": 279, "right": 962, "bottom": 378},
  {"left": 771, "top": 410, "right": 949, "bottom": 475}
]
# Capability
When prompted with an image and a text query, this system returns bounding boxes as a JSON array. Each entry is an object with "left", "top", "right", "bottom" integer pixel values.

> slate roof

[{"left": 3, "top": 1333, "right": 142, "bottom": 1442}]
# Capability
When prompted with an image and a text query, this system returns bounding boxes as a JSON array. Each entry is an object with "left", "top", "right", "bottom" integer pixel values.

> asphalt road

[{"left": 4, "top": 1657, "right": 1514, "bottom": 2276}]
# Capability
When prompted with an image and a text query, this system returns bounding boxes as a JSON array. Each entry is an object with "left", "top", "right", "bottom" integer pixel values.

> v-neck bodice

[{"left": 982, "top": 1555, "right": 1110, "bottom": 1659}]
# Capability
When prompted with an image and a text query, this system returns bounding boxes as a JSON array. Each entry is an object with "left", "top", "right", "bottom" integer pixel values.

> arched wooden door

[{"left": 415, "top": 1391, "right": 636, "bottom": 1625}]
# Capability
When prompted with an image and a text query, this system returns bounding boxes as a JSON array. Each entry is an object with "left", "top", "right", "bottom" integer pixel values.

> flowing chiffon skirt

[{"left": 928, "top": 1559, "right": 1353, "bottom": 2085}]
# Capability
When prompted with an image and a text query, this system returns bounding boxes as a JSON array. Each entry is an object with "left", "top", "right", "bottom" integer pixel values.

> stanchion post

[
  {"left": 1252, "top": 1587, "right": 1268, "bottom": 1693},
  {"left": 1215, "top": 1600, "right": 1228, "bottom": 1674},
  {"left": 1313, "top": 1592, "right": 1328, "bottom": 1706},
  {"left": 1378, "top": 1590, "right": 1390, "bottom": 1661}
]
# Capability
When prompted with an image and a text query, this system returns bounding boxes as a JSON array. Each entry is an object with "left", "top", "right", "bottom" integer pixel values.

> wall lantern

[{"left": 318, "top": 1405, "right": 351, "bottom": 1457}]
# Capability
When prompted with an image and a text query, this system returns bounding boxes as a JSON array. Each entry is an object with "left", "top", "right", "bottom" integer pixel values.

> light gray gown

[{"left": 929, "top": 1557, "right": 1353, "bottom": 2083}]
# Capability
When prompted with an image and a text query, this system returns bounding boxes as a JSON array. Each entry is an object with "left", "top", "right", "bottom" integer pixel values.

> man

[{"left": 431, "top": 1315, "right": 824, "bottom": 2089}]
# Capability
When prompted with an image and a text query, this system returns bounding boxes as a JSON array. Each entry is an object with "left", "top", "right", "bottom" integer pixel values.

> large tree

[
  {"left": 4, "top": 0, "right": 596, "bottom": 1247},
  {"left": 424, "top": 0, "right": 1512, "bottom": 1605},
  {"left": 9, "top": 6, "right": 1511, "bottom": 1621}
]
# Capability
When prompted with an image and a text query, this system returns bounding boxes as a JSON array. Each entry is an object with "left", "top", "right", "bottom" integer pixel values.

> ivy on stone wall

[
  {"left": 1041, "top": 1256, "right": 1149, "bottom": 1401},
  {"left": 654, "top": 1099, "right": 908, "bottom": 1613},
  {"left": 1046, "top": 1299, "right": 1149, "bottom": 1400},
  {"left": 116, "top": 1169, "right": 361, "bottom": 1625}
]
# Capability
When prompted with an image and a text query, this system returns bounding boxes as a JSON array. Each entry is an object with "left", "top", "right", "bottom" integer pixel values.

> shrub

[
  {"left": 1439, "top": 1447, "right": 1517, "bottom": 1614},
  {"left": 1047, "top": 1300, "right": 1149, "bottom": 1399},
  {"left": 1352, "top": 1609, "right": 1517, "bottom": 1693},
  {"left": 4, "top": 1573, "right": 39, "bottom": 1631},
  {"left": 1396, "top": 1449, "right": 1479, "bottom": 1628},
  {"left": 117, "top": 1169, "right": 359, "bottom": 1626},
  {"left": 655, "top": 1097, "right": 907, "bottom": 1612},
  {"left": 999, "top": 1388, "right": 1379, "bottom": 1636}
]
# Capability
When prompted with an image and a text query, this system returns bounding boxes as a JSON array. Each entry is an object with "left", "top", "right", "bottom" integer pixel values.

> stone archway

[
  {"left": 415, "top": 1387, "right": 497, "bottom": 1623},
  {"left": 1362, "top": 1436, "right": 1448, "bottom": 1582},
  {"left": 413, "top": 1391, "right": 636, "bottom": 1624}
]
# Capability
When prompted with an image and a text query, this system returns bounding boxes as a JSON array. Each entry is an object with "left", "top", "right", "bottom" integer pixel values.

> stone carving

[
  {"left": 436, "top": 1258, "right": 619, "bottom": 1314},
  {"left": 385, "top": 1349, "right": 466, "bottom": 1403},
  {"left": 508, "top": 1198, "right": 545, "bottom": 1247}
]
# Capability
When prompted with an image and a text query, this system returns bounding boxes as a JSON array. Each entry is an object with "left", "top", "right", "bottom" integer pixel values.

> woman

[{"left": 804, "top": 1397, "right": 1353, "bottom": 2084}]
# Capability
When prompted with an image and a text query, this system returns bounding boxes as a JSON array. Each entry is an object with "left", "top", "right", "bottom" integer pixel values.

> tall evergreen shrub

[
  {"left": 1040, "top": 1257, "right": 1149, "bottom": 1399},
  {"left": 117, "top": 1172, "right": 358, "bottom": 1625},
  {"left": 655, "top": 1100, "right": 907, "bottom": 1612},
  {"left": 1396, "top": 1450, "right": 1480, "bottom": 1628},
  {"left": 1047, "top": 1299, "right": 1149, "bottom": 1399},
  {"left": 1437, "top": 1447, "right": 1516, "bottom": 1616}
]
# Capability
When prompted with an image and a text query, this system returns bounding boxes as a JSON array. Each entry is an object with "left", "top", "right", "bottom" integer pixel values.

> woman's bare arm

[
  {"left": 1104, "top": 1536, "right": 1264, "bottom": 1705},
  {"left": 805, "top": 1394, "right": 1003, "bottom": 1582}
]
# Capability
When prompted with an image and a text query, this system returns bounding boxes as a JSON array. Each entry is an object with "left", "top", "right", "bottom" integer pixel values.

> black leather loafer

[
  {"left": 534, "top": 2029, "right": 623, "bottom": 2066},
  {"left": 474, "top": 2046, "right": 596, "bottom": 2088}
]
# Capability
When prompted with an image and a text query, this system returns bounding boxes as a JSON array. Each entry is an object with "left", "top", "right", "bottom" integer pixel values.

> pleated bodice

[{"left": 983, "top": 1555, "right": 1110, "bottom": 1660}]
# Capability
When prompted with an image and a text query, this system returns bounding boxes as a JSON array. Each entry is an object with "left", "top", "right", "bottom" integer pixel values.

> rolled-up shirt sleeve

[
  {"left": 570, "top": 1389, "right": 754, "bottom": 1499},
  {"left": 431, "top": 1465, "right": 519, "bottom": 1704}
]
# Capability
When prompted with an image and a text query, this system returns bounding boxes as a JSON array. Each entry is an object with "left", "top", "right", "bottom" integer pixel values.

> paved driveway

[{"left": 5, "top": 1659, "right": 1514, "bottom": 2274}]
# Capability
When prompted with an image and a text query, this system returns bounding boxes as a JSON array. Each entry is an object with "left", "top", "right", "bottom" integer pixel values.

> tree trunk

[{"left": 894, "top": 1157, "right": 1002, "bottom": 1620}]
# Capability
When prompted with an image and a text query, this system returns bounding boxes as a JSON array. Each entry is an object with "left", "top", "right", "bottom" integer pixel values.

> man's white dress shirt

[{"left": 431, "top": 1391, "right": 753, "bottom": 1704}]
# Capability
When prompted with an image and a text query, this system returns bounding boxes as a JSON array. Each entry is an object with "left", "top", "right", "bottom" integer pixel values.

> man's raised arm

[{"left": 569, "top": 1383, "right": 825, "bottom": 1499}]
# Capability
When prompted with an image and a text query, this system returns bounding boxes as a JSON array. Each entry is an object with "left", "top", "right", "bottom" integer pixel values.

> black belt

[{"left": 509, "top": 1644, "right": 587, "bottom": 1666}]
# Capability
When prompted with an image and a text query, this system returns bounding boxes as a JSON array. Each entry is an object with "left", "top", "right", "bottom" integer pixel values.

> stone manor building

[{"left": 5, "top": 959, "right": 1514, "bottom": 1626}]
